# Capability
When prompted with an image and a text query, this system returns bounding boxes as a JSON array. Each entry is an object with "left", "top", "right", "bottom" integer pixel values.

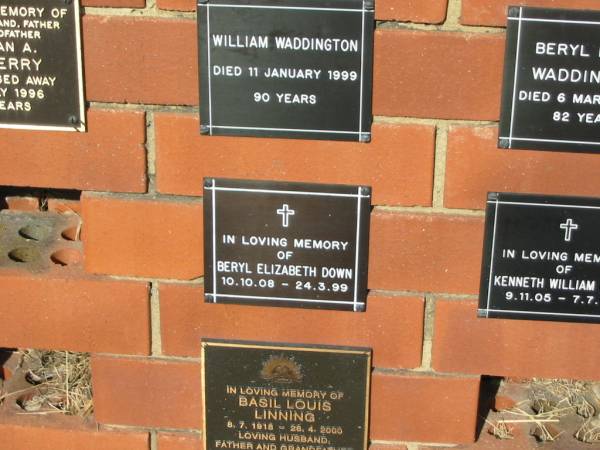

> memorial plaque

[
  {"left": 0, "top": 0, "right": 85, "bottom": 131},
  {"left": 479, "top": 192, "right": 600, "bottom": 323},
  {"left": 499, "top": 6, "right": 600, "bottom": 152},
  {"left": 203, "top": 178, "right": 371, "bottom": 311},
  {"left": 202, "top": 339, "right": 371, "bottom": 450},
  {"left": 197, "top": 0, "right": 374, "bottom": 141}
]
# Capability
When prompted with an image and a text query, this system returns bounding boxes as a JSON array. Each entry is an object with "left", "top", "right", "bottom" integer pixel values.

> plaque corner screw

[
  {"left": 200, "top": 124, "right": 211, "bottom": 135},
  {"left": 507, "top": 6, "right": 520, "bottom": 18},
  {"left": 204, "top": 178, "right": 214, "bottom": 188},
  {"left": 204, "top": 293, "right": 214, "bottom": 302},
  {"left": 498, "top": 138, "right": 510, "bottom": 149},
  {"left": 488, "top": 192, "right": 499, "bottom": 201},
  {"left": 358, "top": 132, "right": 371, "bottom": 143},
  {"left": 360, "top": 186, "right": 371, "bottom": 196},
  {"left": 363, "top": 0, "right": 374, "bottom": 11},
  {"left": 68, "top": 115, "right": 79, "bottom": 126}
]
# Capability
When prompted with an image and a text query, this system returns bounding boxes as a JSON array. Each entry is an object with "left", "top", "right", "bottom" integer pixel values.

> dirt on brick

[{"left": 484, "top": 378, "right": 600, "bottom": 449}]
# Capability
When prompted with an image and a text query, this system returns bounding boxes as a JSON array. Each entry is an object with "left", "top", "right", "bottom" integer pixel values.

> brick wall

[{"left": 1, "top": 0, "right": 599, "bottom": 449}]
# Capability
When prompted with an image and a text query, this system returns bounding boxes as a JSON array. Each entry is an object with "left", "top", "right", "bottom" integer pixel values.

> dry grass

[
  {"left": 485, "top": 417, "right": 514, "bottom": 440},
  {"left": 490, "top": 379, "right": 600, "bottom": 444},
  {"left": 16, "top": 350, "right": 93, "bottom": 417},
  {"left": 531, "top": 379, "right": 595, "bottom": 418},
  {"left": 576, "top": 419, "right": 600, "bottom": 444},
  {"left": 504, "top": 405, "right": 562, "bottom": 442}
]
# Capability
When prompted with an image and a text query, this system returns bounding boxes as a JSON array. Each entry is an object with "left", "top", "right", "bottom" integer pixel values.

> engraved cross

[
  {"left": 277, "top": 204, "right": 295, "bottom": 228},
  {"left": 560, "top": 218, "right": 579, "bottom": 242}
]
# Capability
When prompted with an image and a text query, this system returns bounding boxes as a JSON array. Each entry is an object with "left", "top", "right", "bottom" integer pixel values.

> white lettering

[{"left": 535, "top": 41, "right": 590, "bottom": 57}]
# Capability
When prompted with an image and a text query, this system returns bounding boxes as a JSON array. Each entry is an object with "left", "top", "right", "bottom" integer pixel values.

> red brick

[
  {"left": 157, "top": 0, "right": 447, "bottom": 23},
  {"left": 0, "top": 109, "right": 146, "bottom": 193},
  {"left": 433, "top": 299, "right": 600, "bottom": 380},
  {"left": 84, "top": 21, "right": 503, "bottom": 119},
  {"left": 378, "top": 0, "right": 448, "bottom": 22},
  {"left": 84, "top": 16, "right": 197, "bottom": 105},
  {"left": 82, "top": 194, "right": 203, "bottom": 279},
  {"left": 494, "top": 394, "right": 518, "bottom": 411},
  {"left": 83, "top": 0, "right": 145, "bottom": 7},
  {"left": 155, "top": 0, "right": 194, "bottom": 10},
  {"left": 160, "top": 284, "right": 424, "bottom": 369},
  {"left": 4, "top": 196, "right": 39, "bottom": 211},
  {"left": 370, "top": 446, "right": 407, "bottom": 450},
  {"left": 461, "top": 0, "right": 600, "bottom": 27},
  {"left": 84, "top": 198, "right": 485, "bottom": 291},
  {"left": 0, "top": 274, "right": 150, "bottom": 355},
  {"left": 371, "top": 372, "right": 480, "bottom": 443},
  {"left": 445, "top": 126, "right": 600, "bottom": 210},
  {"left": 155, "top": 113, "right": 435, "bottom": 206},
  {"left": 0, "top": 350, "right": 21, "bottom": 380},
  {"left": 47, "top": 198, "right": 82, "bottom": 216},
  {"left": 0, "top": 422, "right": 148, "bottom": 450},
  {"left": 369, "top": 211, "right": 484, "bottom": 294},
  {"left": 159, "top": 433, "right": 202, "bottom": 450},
  {"left": 92, "top": 356, "right": 202, "bottom": 429},
  {"left": 374, "top": 30, "right": 504, "bottom": 120}
]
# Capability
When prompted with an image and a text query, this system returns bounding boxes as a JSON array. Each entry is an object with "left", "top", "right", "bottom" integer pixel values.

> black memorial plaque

[
  {"left": 0, "top": 0, "right": 85, "bottom": 131},
  {"left": 480, "top": 192, "right": 600, "bottom": 323},
  {"left": 499, "top": 6, "right": 600, "bottom": 153},
  {"left": 197, "top": 0, "right": 374, "bottom": 141},
  {"left": 203, "top": 178, "right": 371, "bottom": 311},
  {"left": 202, "top": 339, "right": 371, "bottom": 450}
]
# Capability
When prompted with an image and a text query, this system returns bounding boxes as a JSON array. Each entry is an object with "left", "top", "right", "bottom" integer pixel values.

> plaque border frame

[
  {"left": 201, "top": 338, "right": 372, "bottom": 450},
  {"left": 197, "top": 0, "right": 374, "bottom": 142},
  {"left": 479, "top": 191, "right": 600, "bottom": 322},
  {"left": 204, "top": 177, "right": 371, "bottom": 312},
  {"left": 498, "top": 6, "right": 600, "bottom": 151},
  {"left": 0, "top": 0, "right": 86, "bottom": 132}
]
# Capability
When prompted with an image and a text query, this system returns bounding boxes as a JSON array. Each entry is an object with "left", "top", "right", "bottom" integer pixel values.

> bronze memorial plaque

[
  {"left": 202, "top": 339, "right": 371, "bottom": 450},
  {"left": 0, "top": 0, "right": 85, "bottom": 131}
]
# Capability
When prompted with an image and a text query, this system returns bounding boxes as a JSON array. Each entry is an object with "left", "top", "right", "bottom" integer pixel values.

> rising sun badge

[{"left": 260, "top": 354, "right": 303, "bottom": 384}]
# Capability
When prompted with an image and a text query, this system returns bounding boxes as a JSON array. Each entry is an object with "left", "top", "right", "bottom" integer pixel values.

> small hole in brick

[
  {"left": 61, "top": 226, "right": 79, "bottom": 241},
  {"left": 8, "top": 248, "right": 39, "bottom": 263},
  {"left": 18, "top": 224, "right": 51, "bottom": 241},
  {"left": 16, "top": 392, "right": 42, "bottom": 412},
  {"left": 50, "top": 249, "right": 81, "bottom": 266},
  {"left": 5, "top": 350, "right": 93, "bottom": 416}
]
